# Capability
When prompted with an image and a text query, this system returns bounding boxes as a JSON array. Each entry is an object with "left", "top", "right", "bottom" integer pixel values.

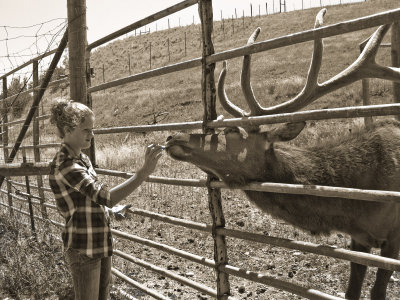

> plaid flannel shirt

[{"left": 49, "top": 143, "right": 113, "bottom": 258}]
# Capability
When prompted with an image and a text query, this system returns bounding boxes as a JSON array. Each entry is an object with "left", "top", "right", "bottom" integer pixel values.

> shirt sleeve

[{"left": 57, "top": 159, "right": 111, "bottom": 207}]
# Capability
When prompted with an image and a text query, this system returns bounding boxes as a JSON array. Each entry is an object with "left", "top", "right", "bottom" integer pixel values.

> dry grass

[{"left": 0, "top": 214, "right": 73, "bottom": 299}]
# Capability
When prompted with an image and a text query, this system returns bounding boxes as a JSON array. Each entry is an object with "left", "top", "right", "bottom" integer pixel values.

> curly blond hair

[{"left": 50, "top": 98, "right": 94, "bottom": 138}]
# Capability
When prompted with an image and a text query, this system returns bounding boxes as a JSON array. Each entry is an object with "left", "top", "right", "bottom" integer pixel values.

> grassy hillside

[{"left": 87, "top": 0, "right": 399, "bottom": 131}]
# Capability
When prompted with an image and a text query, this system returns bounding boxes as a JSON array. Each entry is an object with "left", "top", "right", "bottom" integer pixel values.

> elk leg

[
  {"left": 370, "top": 241, "right": 400, "bottom": 300},
  {"left": 345, "top": 239, "right": 370, "bottom": 300}
]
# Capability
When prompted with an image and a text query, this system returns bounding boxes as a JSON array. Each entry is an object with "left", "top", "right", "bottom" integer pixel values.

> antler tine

[
  {"left": 258, "top": 8, "right": 326, "bottom": 114},
  {"left": 217, "top": 61, "right": 248, "bottom": 117},
  {"left": 304, "top": 8, "right": 326, "bottom": 91},
  {"left": 241, "top": 27, "right": 264, "bottom": 115},
  {"left": 318, "top": 23, "right": 400, "bottom": 94},
  {"left": 240, "top": 9, "right": 326, "bottom": 116},
  {"left": 217, "top": 28, "right": 262, "bottom": 118},
  {"left": 360, "top": 23, "right": 389, "bottom": 63}
]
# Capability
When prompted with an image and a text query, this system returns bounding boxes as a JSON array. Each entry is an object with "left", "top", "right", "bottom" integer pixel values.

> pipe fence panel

[{"left": 2, "top": 1, "right": 400, "bottom": 299}]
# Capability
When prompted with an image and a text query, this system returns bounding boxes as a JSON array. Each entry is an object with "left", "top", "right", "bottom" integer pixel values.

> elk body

[{"left": 166, "top": 10, "right": 400, "bottom": 300}]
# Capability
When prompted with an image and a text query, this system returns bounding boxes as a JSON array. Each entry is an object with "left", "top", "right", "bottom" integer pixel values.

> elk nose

[{"left": 166, "top": 136, "right": 173, "bottom": 142}]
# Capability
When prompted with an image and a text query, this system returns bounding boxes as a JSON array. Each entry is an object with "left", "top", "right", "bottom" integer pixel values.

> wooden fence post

[
  {"left": 128, "top": 53, "right": 131, "bottom": 75},
  {"left": 86, "top": 50, "right": 97, "bottom": 166},
  {"left": 22, "top": 148, "right": 35, "bottom": 235},
  {"left": 149, "top": 42, "right": 152, "bottom": 69},
  {"left": 67, "top": 0, "right": 87, "bottom": 103},
  {"left": 168, "top": 38, "right": 171, "bottom": 62},
  {"left": 32, "top": 59, "right": 48, "bottom": 218},
  {"left": 199, "top": 1, "right": 231, "bottom": 299},
  {"left": 391, "top": 22, "right": 400, "bottom": 121},
  {"left": 2, "top": 77, "right": 13, "bottom": 216},
  {"left": 68, "top": 0, "right": 94, "bottom": 163},
  {"left": 184, "top": 32, "right": 187, "bottom": 56}
]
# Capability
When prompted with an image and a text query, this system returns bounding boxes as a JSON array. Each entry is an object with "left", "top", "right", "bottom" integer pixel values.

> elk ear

[{"left": 267, "top": 122, "right": 306, "bottom": 142}]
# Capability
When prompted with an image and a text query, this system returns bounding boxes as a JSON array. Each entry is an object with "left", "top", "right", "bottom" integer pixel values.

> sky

[{"left": 0, "top": 0, "right": 363, "bottom": 78}]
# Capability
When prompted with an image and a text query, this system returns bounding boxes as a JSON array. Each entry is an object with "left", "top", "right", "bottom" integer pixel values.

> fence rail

[
  {"left": 91, "top": 103, "right": 400, "bottom": 135},
  {"left": 3, "top": 161, "right": 400, "bottom": 204}
]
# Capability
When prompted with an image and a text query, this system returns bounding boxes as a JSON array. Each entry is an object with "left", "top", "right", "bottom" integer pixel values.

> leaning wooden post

[
  {"left": 32, "top": 59, "right": 48, "bottom": 218},
  {"left": 199, "top": 1, "right": 231, "bottom": 299},
  {"left": 2, "top": 77, "right": 13, "bottom": 216},
  {"left": 391, "top": 21, "right": 400, "bottom": 121}
]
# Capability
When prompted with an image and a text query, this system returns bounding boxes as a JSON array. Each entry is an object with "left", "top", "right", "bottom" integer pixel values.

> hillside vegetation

[{"left": 87, "top": 0, "right": 399, "bottom": 130}]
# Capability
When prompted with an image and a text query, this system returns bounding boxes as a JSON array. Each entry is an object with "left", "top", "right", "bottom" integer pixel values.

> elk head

[{"left": 166, "top": 122, "right": 305, "bottom": 186}]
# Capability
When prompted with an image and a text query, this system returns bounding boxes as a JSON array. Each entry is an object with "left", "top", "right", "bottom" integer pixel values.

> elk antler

[{"left": 218, "top": 9, "right": 400, "bottom": 117}]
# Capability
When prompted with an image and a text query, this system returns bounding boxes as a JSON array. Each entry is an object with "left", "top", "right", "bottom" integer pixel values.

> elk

[{"left": 165, "top": 9, "right": 400, "bottom": 300}]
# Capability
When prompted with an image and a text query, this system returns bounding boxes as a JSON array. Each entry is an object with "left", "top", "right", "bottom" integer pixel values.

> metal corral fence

[{"left": 1, "top": 0, "right": 400, "bottom": 299}]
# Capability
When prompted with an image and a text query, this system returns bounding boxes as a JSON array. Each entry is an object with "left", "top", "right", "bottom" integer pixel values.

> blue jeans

[{"left": 65, "top": 248, "right": 112, "bottom": 300}]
